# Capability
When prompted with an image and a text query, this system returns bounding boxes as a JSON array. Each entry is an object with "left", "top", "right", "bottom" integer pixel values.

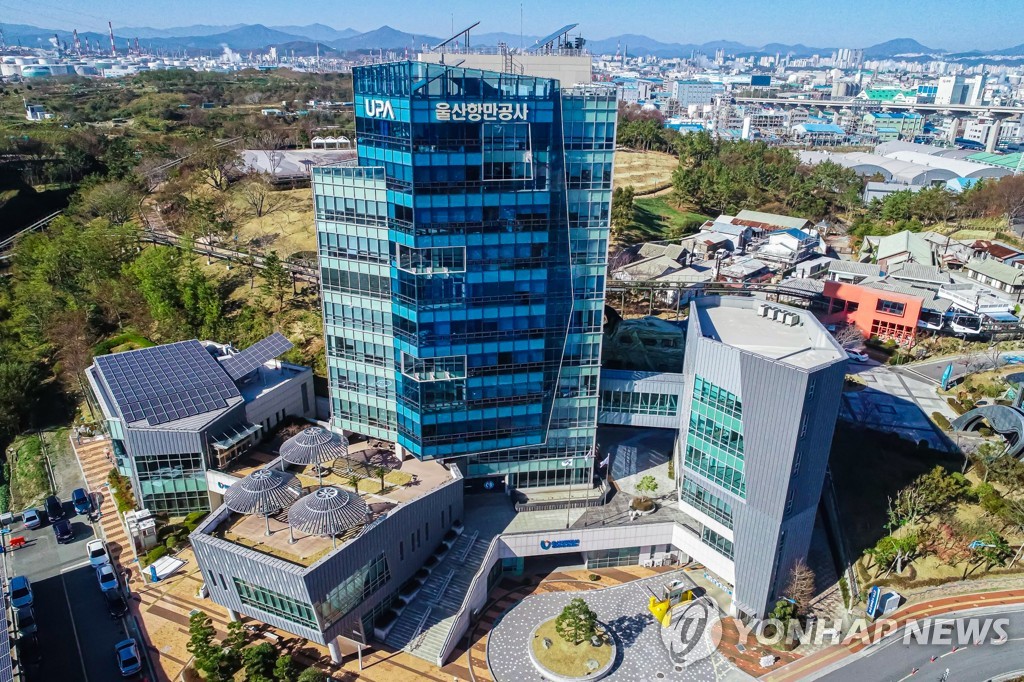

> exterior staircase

[{"left": 383, "top": 530, "right": 493, "bottom": 663}]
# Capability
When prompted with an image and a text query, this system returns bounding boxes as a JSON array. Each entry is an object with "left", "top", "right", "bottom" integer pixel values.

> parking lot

[{"left": 7, "top": 474, "right": 133, "bottom": 679}]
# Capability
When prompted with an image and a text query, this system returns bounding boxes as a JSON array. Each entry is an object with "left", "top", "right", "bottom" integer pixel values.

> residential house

[{"left": 964, "top": 258, "right": 1024, "bottom": 302}]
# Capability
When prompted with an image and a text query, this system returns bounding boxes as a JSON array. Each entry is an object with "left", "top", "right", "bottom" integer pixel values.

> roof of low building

[
  {"left": 826, "top": 260, "right": 884, "bottom": 277},
  {"left": 966, "top": 257, "right": 1024, "bottom": 286},
  {"left": 874, "top": 230, "right": 935, "bottom": 265},
  {"left": 733, "top": 210, "right": 811, "bottom": 231},
  {"left": 887, "top": 260, "right": 950, "bottom": 285}
]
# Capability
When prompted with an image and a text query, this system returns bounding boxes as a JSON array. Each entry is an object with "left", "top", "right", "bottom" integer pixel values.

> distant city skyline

[{"left": 2, "top": 0, "right": 1020, "bottom": 52}]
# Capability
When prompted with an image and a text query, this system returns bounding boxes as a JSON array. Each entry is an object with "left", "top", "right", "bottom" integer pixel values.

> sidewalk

[{"left": 760, "top": 588, "right": 1024, "bottom": 681}]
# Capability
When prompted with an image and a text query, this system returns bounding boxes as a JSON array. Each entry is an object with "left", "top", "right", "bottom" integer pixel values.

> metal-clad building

[
  {"left": 86, "top": 337, "right": 314, "bottom": 514},
  {"left": 678, "top": 296, "right": 847, "bottom": 617},
  {"left": 191, "top": 464, "right": 464, "bottom": 661}
]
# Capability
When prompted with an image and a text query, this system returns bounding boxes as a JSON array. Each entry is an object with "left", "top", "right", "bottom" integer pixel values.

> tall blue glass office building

[{"left": 314, "top": 61, "right": 615, "bottom": 488}]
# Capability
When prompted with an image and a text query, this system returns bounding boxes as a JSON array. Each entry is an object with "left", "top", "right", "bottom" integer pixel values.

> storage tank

[{"left": 21, "top": 67, "right": 51, "bottom": 79}]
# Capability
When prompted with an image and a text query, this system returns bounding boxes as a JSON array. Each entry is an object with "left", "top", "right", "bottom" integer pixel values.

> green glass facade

[
  {"left": 683, "top": 376, "right": 746, "bottom": 497},
  {"left": 317, "top": 553, "right": 391, "bottom": 627},
  {"left": 233, "top": 578, "right": 318, "bottom": 629}
]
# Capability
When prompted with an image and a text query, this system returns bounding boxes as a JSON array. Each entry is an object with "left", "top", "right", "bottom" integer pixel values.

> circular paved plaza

[{"left": 486, "top": 570, "right": 722, "bottom": 681}]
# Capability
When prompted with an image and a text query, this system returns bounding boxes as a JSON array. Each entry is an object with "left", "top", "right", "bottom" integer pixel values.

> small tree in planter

[
  {"left": 555, "top": 597, "right": 599, "bottom": 645},
  {"left": 632, "top": 475, "right": 659, "bottom": 512}
]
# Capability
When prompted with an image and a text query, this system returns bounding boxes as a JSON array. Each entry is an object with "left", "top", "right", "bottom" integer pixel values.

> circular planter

[
  {"left": 629, "top": 498, "right": 657, "bottom": 517},
  {"left": 528, "top": 619, "right": 617, "bottom": 682}
]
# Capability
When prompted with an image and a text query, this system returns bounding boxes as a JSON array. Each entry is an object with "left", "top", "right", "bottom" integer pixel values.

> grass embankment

[
  {"left": 9, "top": 434, "right": 52, "bottom": 511},
  {"left": 231, "top": 188, "right": 315, "bottom": 259},
  {"left": 613, "top": 150, "right": 679, "bottom": 194}
]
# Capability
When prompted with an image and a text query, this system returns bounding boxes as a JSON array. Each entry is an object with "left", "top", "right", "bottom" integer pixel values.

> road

[
  {"left": 8, "top": 486, "right": 130, "bottom": 680},
  {"left": 896, "top": 350, "right": 1024, "bottom": 386},
  {"left": 817, "top": 607, "right": 1024, "bottom": 682}
]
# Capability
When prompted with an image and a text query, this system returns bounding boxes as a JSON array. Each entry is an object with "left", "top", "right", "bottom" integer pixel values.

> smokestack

[
  {"left": 73, "top": 29, "right": 81, "bottom": 54},
  {"left": 108, "top": 21, "right": 116, "bottom": 56},
  {"left": 134, "top": 37, "right": 140, "bottom": 55}
]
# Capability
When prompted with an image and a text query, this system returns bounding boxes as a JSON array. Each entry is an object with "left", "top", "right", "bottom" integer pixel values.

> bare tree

[
  {"left": 985, "top": 343, "right": 1005, "bottom": 373},
  {"left": 785, "top": 560, "right": 816, "bottom": 617},
  {"left": 960, "top": 340, "right": 982, "bottom": 375},
  {"left": 832, "top": 324, "right": 864, "bottom": 349},
  {"left": 238, "top": 173, "right": 283, "bottom": 218},
  {"left": 249, "top": 129, "right": 289, "bottom": 177}
]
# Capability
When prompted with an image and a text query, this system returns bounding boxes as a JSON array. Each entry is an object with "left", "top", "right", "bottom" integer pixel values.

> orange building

[{"left": 822, "top": 280, "right": 923, "bottom": 345}]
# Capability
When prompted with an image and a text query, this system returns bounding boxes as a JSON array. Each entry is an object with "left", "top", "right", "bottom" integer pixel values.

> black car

[
  {"left": 44, "top": 495, "right": 64, "bottom": 523},
  {"left": 104, "top": 589, "right": 128, "bottom": 619},
  {"left": 52, "top": 518, "right": 73, "bottom": 544}
]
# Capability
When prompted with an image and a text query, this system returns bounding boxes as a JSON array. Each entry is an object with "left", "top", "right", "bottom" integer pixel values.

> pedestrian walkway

[
  {"left": 72, "top": 437, "right": 133, "bottom": 572},
  {"left": 761, "top": 588, "right": 1024, "bottom": 681}
]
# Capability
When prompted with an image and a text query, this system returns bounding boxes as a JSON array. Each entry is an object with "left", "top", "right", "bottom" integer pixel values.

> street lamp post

[{"left": 352, "top": 627, "right": 365, "bottom": 671}]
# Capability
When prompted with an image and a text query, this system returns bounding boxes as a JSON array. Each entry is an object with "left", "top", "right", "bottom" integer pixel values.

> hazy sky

[{"left": 2, "top": 0, "right": 1016, "bottom": 51}]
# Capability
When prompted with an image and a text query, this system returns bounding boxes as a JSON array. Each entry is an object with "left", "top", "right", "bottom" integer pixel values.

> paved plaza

[
  {"left": 841, "top": 365, "right": 956, "bottom": 450},
  {"left": 486, "top": 569, "right": 738, "bottom": 681}
]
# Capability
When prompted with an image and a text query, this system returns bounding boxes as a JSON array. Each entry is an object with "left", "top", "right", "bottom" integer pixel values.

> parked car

[
  {"left": 96, "top": 564, "right": 118, "bottom": 592},
  {"left": 114, "top": 638, "right": 142, "bottom": 677},
  {"left": 22, "top": 508, "right": 41, "bottom": 530},
  {"left": 105, "top": 589, "right": 128, "bottom": 619},
  {"left": 86, "top": 539, "right": 110, "bottom": 567},
  {"left": 71, "top": 488, "right": 92, "bottom": 515},
  {"left": 14, "top": 606, "right": 36, "bottom": 637},
  {"left": 53, "top": 518, "right": 73, "bottom": 544},
  {"left": 846, "top": 349, "right": 870, "bottom": 363},
  {"left": 44, "top": 495, "right": 64, "bottom": 523},
  {"left": 9, "top": 576, "right": 32, "bottom": 608}
]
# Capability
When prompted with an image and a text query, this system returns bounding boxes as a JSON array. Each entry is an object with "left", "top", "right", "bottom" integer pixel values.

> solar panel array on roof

[
  {"left": 220, "top": 332, "right": 294, "bottom": 381},
  {"left": 95, "top": 341, "right": 240, "bottom": 426}
]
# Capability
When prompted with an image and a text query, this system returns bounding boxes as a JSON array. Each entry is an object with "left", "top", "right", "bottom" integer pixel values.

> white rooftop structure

[
  {"left": 694, "top": 297, "right": 846, "bottom": 370},
  {"left": 882, "top": 150, "right": 1011, "bottom": 180},
  {"left": 240, "top": 148, "right": 356, "bottom": 181}
]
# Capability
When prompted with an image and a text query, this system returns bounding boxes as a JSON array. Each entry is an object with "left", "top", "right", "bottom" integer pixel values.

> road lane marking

[
  {"left": 60, "top": 560, "right": 91, "bottom": 573},
  {"left": 59, "top": 569, "right": 90, "bottom": 682}
]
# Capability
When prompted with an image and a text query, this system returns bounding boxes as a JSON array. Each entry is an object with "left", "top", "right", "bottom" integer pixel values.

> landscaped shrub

[
  {"left": 144, "top": 545, "right": 168, "bottom": 566},
  {"left": 947, "top": 398, "right": 965, "bottom": 415},
  {"left": 931, "top": 412, "right": 951, "bottom": 430}
]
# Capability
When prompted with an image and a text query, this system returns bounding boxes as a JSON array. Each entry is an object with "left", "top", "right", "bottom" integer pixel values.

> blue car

[
  {"left": 115, "top": 638, "right": 142, "bottom": 677},
  {"left": 9, "top": 576, "right": 32, "bottom": 609},
  {"left": 71, "top": 488, "right": 92, "bottom": 515}
]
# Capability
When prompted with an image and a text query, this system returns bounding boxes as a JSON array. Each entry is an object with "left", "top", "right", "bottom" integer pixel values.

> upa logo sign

[
  {"left": 364, "top": 99, "right": 395, "bottom": 120},
  {"left": 539, "top": 539, "right": 580, "bottom": 551}
]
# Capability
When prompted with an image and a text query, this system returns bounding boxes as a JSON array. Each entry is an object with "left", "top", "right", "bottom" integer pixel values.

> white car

[
  {"left": 846, "top": 350, "right": 870, "bottom": 363},
  {"left": 96, "top": 564, "right": 119, "bottom": 592},
  {"left": 86, "top": 539, "right": 111, "bottom": 568}
]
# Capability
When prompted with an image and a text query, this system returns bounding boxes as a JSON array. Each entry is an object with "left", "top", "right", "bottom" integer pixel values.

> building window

[
  {"left": 799, "top": 413, "right": 808, "bottom": 439},
  {"left": 233, "top": 578, "right": 317, "bottom": 629},
  {"left": 316, "top": 553, "right": 392, "bottom": 627},
  {"left": 701, "top": 527, "right": 734, "bottom": 560},
  {"left": 587, "top": 546, "right": 641, "bottom": 569},
  {"left": 784, "top": 488, "right": 796, "bottom": 516},
  {"left": 792, "top": 450, "right": 802, "bottom": 478},
  {"left": 875, "top": 299, "right": 906, "bottom": 316},
  {"left": 680, "top": 477, "right": 734, "bottom": 529},
  {"left": 599, "top": 390, "right": 679, "bottom": 416}
]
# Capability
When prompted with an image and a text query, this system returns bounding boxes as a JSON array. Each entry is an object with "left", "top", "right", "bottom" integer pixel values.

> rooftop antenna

[
  {"left": 108, "top": 21, "right": 116, "bottom": 57},
  {"left": 432, "top": 21, "right": 481, "bottom": 65},
  {"left": 529, "top": 23, "right": 578, "bottom": 55},
  {"left": 520, "top": 2, "right": 524, "bottom": 51}
]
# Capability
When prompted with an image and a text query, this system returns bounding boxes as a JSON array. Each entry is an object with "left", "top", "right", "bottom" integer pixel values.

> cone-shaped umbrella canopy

[
  {"left": 223, "top": 467, "right": 302, "bottom": 516},
  {"left": 280, "top": 426, "right": 349, "bottom": 466},
  {"left": 287, "top": 486, "right": 368, "bottom": 537}
]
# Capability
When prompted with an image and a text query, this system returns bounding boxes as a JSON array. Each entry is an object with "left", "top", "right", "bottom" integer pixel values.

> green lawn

[{"left": 617, "top": 197, "right": 707, "bottom": 245}]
